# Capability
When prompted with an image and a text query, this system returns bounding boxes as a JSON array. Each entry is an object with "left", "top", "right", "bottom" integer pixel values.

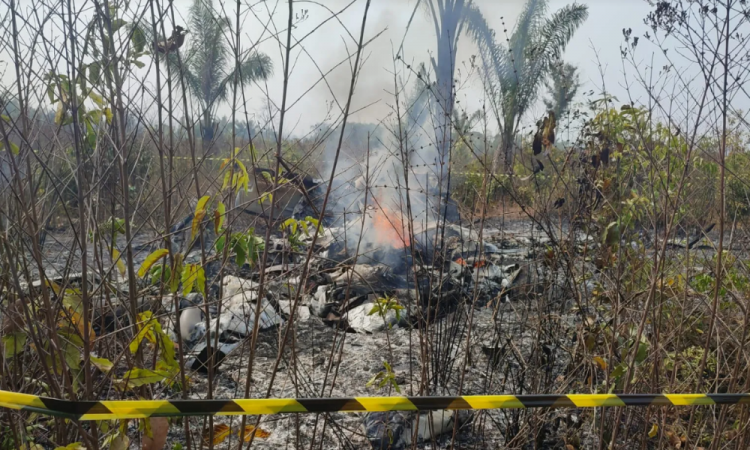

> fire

[
  {"left": 371, "top": 206, "right": 410, "bottom": 249},
  {"left": 455, "top": 257, "right": 487, "bottom": 268}
]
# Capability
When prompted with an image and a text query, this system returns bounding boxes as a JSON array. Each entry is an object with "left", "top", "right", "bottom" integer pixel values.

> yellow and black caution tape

[{"left": 1, "top": 390, "right": 749, "bottom": 420}]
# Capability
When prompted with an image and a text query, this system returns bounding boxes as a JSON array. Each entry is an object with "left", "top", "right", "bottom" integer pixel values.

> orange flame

[
  {"left": 371, "top": 206, "right": 410, "bottom": 249},
  {"left": 455, "top": 257, "right": 486, "bottom": 268}
]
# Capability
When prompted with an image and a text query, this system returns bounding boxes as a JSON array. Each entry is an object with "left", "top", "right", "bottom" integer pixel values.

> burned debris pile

[{"left": 17, "top": 167, "right": 580, "bottom": 449}]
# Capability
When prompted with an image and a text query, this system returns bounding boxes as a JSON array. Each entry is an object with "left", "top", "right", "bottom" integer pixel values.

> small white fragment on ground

[
  {"left": 179, "top": 306, "right": 204, "bottom": 343},
  {"left": 277, "top": 300, "right": 311, "bottom": 322},
  {"left": 346, "top": 302, "right": 400, "bottom": 333},
  {"left": 222, "top": 275, "right": 258, "bottom": 298},
  {"left": 219, "top": 295, "right": 283, "bottom": 336},
  {"left": 404, "top": 410, "right": 462, "bottom": 445}
]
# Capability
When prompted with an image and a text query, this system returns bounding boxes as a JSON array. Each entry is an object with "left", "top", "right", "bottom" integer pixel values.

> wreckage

[{"left": 12, "top": 162, "right": 561, "bottom": 448}]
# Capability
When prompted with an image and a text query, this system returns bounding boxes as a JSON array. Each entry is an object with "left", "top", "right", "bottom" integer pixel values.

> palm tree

[
  {"left": 157, "top": 0, "right": 273, "bottom": 150},
  {"left": 465, "top": 0, "right": 588, "bottom": 174},
  {"left": 543, "top": 62, "right": 581, "bottom": 118},
  {"left": 424, "top": 0, "right": 472, "bottom": 172}
]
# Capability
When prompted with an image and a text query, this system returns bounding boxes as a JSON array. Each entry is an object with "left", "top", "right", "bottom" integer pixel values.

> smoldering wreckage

[{"left": 12, "top": 165, "right": 586, "bottom": 449}]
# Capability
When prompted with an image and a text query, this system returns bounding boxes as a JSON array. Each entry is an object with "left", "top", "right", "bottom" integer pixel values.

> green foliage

[
  {"left": 117, "top": 311, "right": 180, "bottom": 390},
  {"left": 138, "top": 249, "right": 169, "bottom": 278},
  {"left": 280, "top": 216, "right": 320, "bottom": 251},
  {"left": 366, "top": 361, "right": 401, "bottom": 393},
  {"left": 180, "top": 263, "right": 206, "bottom": 296},
  {"left": 368, "top": 296, "right": 405, "bottom": 326},
  {"left": 155, "top": 0, "right": 272, "bottom": 143},
  {"left": 191, "top": 195, "right": 212, "bottom": 243},
  {"left": 451, "top": 168, "right": 505, "bottom": 206},
  {"left": 543, "top": 62, "right": 581, "bottom": 118},
  {"left": 727, "top": 151, "right": 750, "bottom": 217},
  {"left": 221, "top": 150, "right": 251, "bottom": 193},
  {"left": 664, "top": 346, "right": 717, "bottom": 385},
  {"left": 91, "top": 216, "right": 125, "bottom": 242},
  {"left": 464, "top": 0, "right": 589, "bottom": 171},
  {"left": 2, "top": 332, "right": 27, "bottom": 359},
  {"left": 216, "top": 228, "right": 265, "bottom": 267}
]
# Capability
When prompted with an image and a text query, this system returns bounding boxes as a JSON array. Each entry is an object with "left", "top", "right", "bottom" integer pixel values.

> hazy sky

[
  {"left": 183, "top": 0, "right": 657, "bottom": 134},
  {"left": 3, "top": 0, "right": 658, "bottom": 135}
]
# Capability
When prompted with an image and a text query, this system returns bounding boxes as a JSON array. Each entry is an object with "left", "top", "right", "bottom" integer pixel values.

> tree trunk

[
  {"left": 434, "top": 29, "right": 455, "bottom": 173},
  {"left": 491, "top": 129, "right": 514, "bottom": 175},
  {"left": 201, "top": 109, "right": 214, "bottom": 153}
]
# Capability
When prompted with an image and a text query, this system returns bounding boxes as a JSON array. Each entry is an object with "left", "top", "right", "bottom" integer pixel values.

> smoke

[{"left": 316, "top": 97, "right": 453, "bottom": 268}]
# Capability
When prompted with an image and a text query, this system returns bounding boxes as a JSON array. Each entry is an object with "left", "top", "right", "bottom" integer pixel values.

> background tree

[
  {"left": 543, "top": 62, "right": 581, "bottom": 119},
  {"left": 465, "top": 0, "right": 588, "bottom": 174},
  {"left": 157, "top": 0, "right": 273, "bottom": 150},
  {"left": 425, "top": 0, "right": 471, "bottom": 171}
]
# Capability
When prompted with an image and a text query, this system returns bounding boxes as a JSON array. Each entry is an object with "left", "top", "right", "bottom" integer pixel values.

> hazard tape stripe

[{"left": 2, "top": 391, "right": 749, "bottom": 420}]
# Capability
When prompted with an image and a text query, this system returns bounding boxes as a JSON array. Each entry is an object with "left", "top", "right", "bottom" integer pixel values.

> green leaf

[
  {"left": 104, "top": 107, "right": 113, "bottom": 124},
  {"left": 635, "top": 341, "right": 649, "bottom": 364},
  {"left": 58, "top": 329, "right": 85, "bottom": 349},
  {"left": 603, "top": 222, "right": 621, "bottom": 247},
  {"left": 170, "top": 253, "right": 183, "bottom": 294},
  {"left": 196, "top": 266, "right": 206, "bottom": 296},
  {"left": 104, "top": 432, "right": 130, "bottom": 450},
  {"left": 47, "top": 84, "right": 57, "bottom": 103},
  {"left": 132, "top": 59, "right": 145, "bottom": 69},
  {"left": 234, "top": 239, "right": 247, "bottom": 267},
  {"left": 150, "top": 264, "right": 171, "bottom": 287},
  {"left": 2, "top": 332, "right": 27, "bottom": 359},
  {"left": 90, "top": 356, "right": 114, "bottom": 373},
  {"left": 61, "top": 289, "right": 83, "bottom": 314},
  {"left": 89, "top": 92, "right": 105, "bottom": 108},
  {"left": 89, "top": 62, "right": 101, "bottom": 84},
  {"left": 112, "top": 248, "right": 126, "bottom": 277},
  {"left": 305, "top": 216, "right": 320, "bottom": 233},
  {"left": 115, "top": 368, "right": 167, "bottom": 390},
  {"left": 222, "top": 171, "right": 232, "bottom": 191},
  {"left": 195, "top": 195, "right": 211, "bottom": 214},
  {"left": 259, "top": 192, "right": 272, "bottom": 205},
  {"left": 129, "top": 311, "right": 156, "bottom": 354},
  {"left": 88, "top": 109, "right": 102, "bottom": 125},
  {"left": 246, "top": 234, "right": 264, "bottom": 267},
  {"left": 215, "top": 235, "right": 226, "bottom": 253},
  {"left": 111, "top": 18, "right": 127, "bottom": 32},
  {"left": 137, "top": 249, "right": 169, "bottom": 278},
  {"left": 282, "top": 218, "right": 298, "bottom": 234},
  {"left": 0, "top": 141, "right": 20, "bottom": 155},
  {"left": 62, "top": 342, "right": 81, "bottom": 370},
  {"left": 365, "top": 372, "right": 383, "bottom": 388},
  {"left": 131, "top": 26, "right": 146, "bottom": 53},
  {"left": 236, "top": 160, "right": 250, "bottom": 192},
  {"left": 214, "top": 202, "right": 225, "bottom": 234},
  {"left": 191, "top": 196, "right": 211, "bottom": 243},
  {"left": 54, "top": 443, "right": 86, "bottom": 450},
  {"left": 54, "top": 102, "right": 65, "bottom": 125},
  {"left": 181, "top": 264, "right": 196, "bottom": 296}
]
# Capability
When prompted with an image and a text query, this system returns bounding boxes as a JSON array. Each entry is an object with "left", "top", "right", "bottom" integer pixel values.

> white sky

[
  {"left": 192, "top": 0, "right": 656, "bottom": 134},
  {"left": 4, "top": 0, "right": 659, "bottom": 136}
]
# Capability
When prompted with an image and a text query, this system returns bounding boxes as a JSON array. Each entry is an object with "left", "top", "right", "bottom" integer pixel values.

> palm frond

[
  {"left": 214, "top": 52, "right": 273, "bottom": 103},
  {"left": 535, "top": 3, "right": 589, "bottom": 63},
  {"left": 463, "top": 3, "right": 505, "bottom": 95},
  {"left": 509, "top": 0, "right": 547, "bottom": 68},
  {"left": 543, "top": 62, "right": 581, "bottom": 117},
  {"left": 514, "top": 2, "right": 588, "bottom": 123},
  {"left": 187, "top": 0, "right": 230, "bottom": 104}
]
